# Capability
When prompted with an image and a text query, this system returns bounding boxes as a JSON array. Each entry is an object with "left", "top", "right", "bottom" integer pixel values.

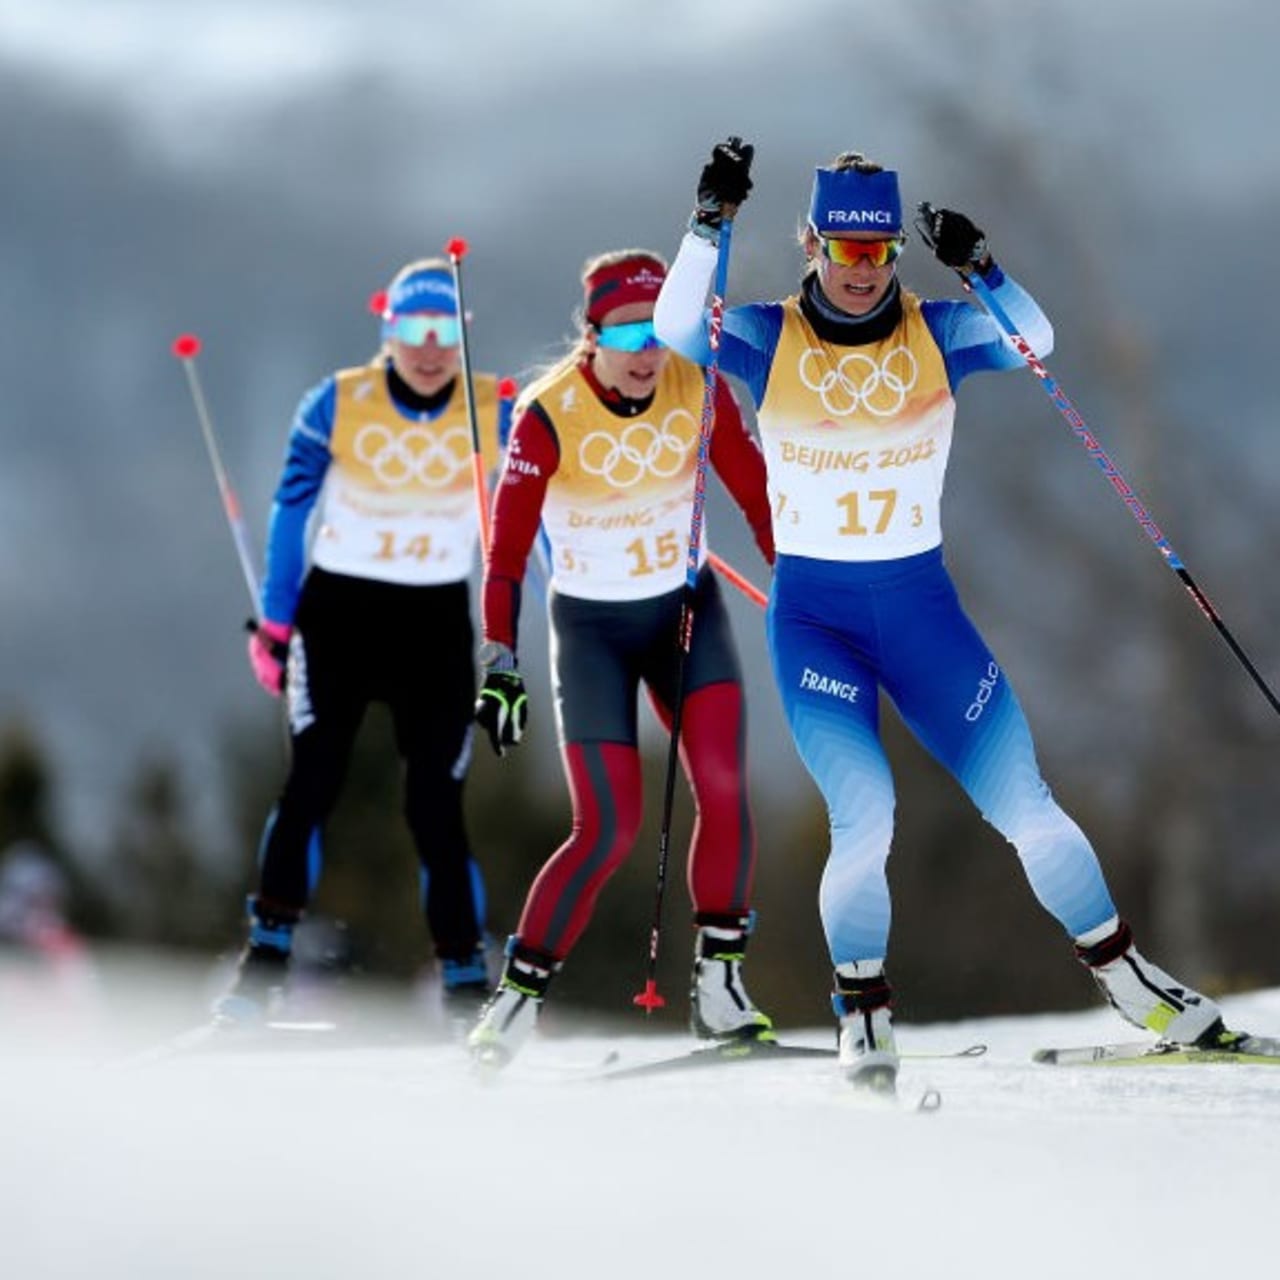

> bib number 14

[{"left": 374, "top": 531, "right": 433, "bottom": 560}]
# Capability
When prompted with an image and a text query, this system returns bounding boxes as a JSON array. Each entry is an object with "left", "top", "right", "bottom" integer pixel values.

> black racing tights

[{"left": 255, "top": 568, "right": 482, "bottom": 960}]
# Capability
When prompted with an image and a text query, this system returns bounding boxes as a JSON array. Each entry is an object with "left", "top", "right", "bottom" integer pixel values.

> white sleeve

[{"left": 654, "top": 232, "right": 719, "bottom": 361}]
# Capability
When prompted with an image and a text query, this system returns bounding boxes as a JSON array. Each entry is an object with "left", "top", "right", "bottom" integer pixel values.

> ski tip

[
  {"left": 171, "top": 333, "right": 201, "bottom": 359},
  {"left": 715, "top": 1040, "right": 763, "bottom": 1061},
  {"left": 469, "top": 1044, "right": 510, "bottom": 1082},
  {"left": 843, "top": 1060, "right": 899, "bottom": 1095}
]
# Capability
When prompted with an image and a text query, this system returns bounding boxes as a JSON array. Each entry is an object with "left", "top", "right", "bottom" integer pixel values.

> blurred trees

[
  {"left": 0, "top": 720, "right": 59, "bottom": 852},
  {"left": 104, "top": 756, "right": 241, "bottom": 950},
  {"left": 0, "top": 718, "right": 112, "bottom": 935},
  {"left": 4, "top": 640, "right": 1278, "bottom": 1027}
]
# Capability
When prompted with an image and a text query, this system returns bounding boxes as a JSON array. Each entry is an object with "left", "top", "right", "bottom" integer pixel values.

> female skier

[
  {"left": 217, "top": 257, "right": 509, "bottom": 1026},
  {"left": 653, "top": 138, "right": 1258, "bottom": 1091},
  {"left": 466, "top": 249, "right": 775, "bottom": 1066}
]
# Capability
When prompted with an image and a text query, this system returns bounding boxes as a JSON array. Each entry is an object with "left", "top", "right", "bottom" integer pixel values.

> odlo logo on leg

[
  {"left": 286, "top": 635, "right": 316, "bottom": 735},
  {"left": 965, "top": 662, "right": 1000, "bottom": 722}
]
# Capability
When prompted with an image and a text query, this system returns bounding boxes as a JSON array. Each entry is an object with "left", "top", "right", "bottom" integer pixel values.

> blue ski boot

[
  {"left": 212, "top": 900, "right": 298, "bottom": 1027},
  {"left": 440, "top": 945, "right": 491, "bottom": 1033}
]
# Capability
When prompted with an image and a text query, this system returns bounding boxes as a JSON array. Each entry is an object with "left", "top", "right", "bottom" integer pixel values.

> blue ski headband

[
  {"left": 384, "top": 267, "right": 458, "bottom": 317},
  {"left": 808, "top": 166, "right": 903, "bottom": 236}
]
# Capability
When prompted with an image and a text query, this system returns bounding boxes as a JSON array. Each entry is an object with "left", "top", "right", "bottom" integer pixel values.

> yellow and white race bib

[
  {"left": 312, "top": 364, "right": 501, "bottom": 584},
  {"left": 758, "top": 293, "right": 955, "bottom": 561},
  {"left": 525, "top": 356, "right": 710, "bottom": 600}
]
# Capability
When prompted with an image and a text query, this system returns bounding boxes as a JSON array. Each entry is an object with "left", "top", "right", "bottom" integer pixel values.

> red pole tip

[
  {"left": 171, "top": 334, "right": 201, "bottom": 359},
  {"left": 497, "top": 377, "right": 518, "bottom": 399},
  {"left": 445, "top": 236, "right": 469, "bottom": 259},
  {"left": 367, "top": 289, "right": 389, "bottom": 316}
]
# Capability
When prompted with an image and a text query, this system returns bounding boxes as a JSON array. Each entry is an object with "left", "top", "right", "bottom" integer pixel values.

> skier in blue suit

[
  {"left": 655, "top": 138, "right": 1260, "bottom": 1089},
  {"left": 216, "top": 257, "right": 512, "bottom": 1028}
]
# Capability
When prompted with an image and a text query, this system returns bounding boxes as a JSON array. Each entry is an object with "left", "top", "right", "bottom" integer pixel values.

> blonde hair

[{"left": 830, "top": 151, "right": 884, "bottom": 175}]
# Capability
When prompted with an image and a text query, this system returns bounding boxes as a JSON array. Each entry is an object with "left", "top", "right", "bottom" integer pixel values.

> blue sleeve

[
  {"left": 675, "top": 302, "right": 784, "bottom": 409},
  {"left": 497, "top": 393, "right": 514, "bottom": 451},
  {"left": 921, "top": 263, "right": 1054, "bottom": 390},
  {"left": 260, "top": 377, "right": 335, "bottom": 623}
]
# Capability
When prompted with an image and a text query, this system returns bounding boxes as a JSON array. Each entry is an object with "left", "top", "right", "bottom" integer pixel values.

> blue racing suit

[{"left": 655, "top": 233, "right": 1116, "bottom": 966}]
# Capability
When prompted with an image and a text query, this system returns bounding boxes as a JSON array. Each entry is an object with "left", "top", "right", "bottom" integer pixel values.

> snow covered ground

[{"left": 3, "top": 961, "right": 1278, "bottom": 1280}]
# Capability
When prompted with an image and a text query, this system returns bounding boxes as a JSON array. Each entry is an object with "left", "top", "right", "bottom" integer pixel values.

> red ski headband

[{"left": 583, "top": 257, "right": 667, "bottom": 327}]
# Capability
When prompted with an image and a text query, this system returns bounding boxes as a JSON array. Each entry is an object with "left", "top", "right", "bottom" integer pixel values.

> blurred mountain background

[{"left": 3, "top": 0, "right": 1278, "bottom": 1026}]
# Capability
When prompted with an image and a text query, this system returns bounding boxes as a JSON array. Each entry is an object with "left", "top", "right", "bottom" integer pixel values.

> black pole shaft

[{"left": 635, "top": 219, "right": 735, "bottom": 1011}]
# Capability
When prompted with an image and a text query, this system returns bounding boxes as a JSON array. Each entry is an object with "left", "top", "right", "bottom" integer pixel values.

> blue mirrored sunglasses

[
  {"left": 595, "top": 319, "right": 664, "bottom": 352},
  {"left": 384, "top": 313, "right": 461, "bottom": 347}
]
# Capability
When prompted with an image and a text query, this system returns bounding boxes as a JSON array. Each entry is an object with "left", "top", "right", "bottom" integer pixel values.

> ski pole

[
  {"left": 708, "top": 551, "right": 767, "bottom": 609},
  {"left": 634, "top": 218, "right": 736, "bottom": 1015},
  {"left": 916, "top": 204, "right": 1280, "bottom": 719},
  {"left": 171, "top": 333, "right": 263, "bottom": 618},
  {"left": 445, "top": 237, "right": 495, "bottom": 557}
]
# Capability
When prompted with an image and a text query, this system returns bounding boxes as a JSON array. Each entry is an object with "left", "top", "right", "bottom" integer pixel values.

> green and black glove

[{"left": 475, "top": 641, "right": 528, "bottom": 757}]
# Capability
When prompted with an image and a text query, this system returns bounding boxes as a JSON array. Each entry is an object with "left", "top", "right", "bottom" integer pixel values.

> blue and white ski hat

[
  {"left": 384, "top": 265, "right": 458, "bottom": 316},
  {"left": 808, "top": 165, "right": 903, "bottom": 236}
]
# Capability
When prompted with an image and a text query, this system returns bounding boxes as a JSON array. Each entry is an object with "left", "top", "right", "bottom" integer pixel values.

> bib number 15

[{"left": 625, "top": 530, "right": 681, "bottom": 577}]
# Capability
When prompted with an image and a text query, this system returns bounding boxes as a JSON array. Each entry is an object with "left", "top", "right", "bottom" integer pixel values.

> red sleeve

[
  {"left": 482, "top": 400, "right": 559, "bottom": 650},
  {"left": 707, "top": 374, "right": 775, "bottom": 565}
]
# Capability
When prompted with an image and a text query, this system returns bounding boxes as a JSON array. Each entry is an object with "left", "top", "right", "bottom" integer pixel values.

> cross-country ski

[{"left": 1032, "top": 1033, "right": 1280, "bottom": 1067}]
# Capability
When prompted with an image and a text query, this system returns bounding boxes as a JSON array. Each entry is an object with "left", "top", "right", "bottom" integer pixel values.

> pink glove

[{"left": 247, "top": 619, "right": 292, "bottom": 697}]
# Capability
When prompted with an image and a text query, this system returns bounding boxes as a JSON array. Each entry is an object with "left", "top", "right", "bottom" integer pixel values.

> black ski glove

[
  {"left": 692, "top": 136, "right": 755, "bottom": 238},
  {"left": 915, "top": 203, "right": 993, "bottom": 272},
  {"left": 475, "top": 644, "right": 528, "bottom": 757}
]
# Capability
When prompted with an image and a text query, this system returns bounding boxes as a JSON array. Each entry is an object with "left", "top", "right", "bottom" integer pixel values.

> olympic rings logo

[
  {"left": 578, "top": 411, "right": 698, "bottom": 488},
  {"left": 353, "top": 423, "right": 471, "bottom": 488},
  {"left": 798, "top": 345, "right": 918, "bottom": 418}
]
